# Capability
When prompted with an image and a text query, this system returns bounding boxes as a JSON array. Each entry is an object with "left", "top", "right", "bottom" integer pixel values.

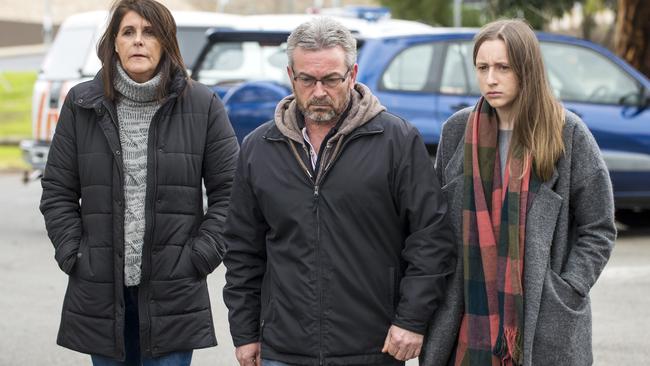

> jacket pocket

[
  {"left": 73, "top": 237, "right": 95, "bottom": 279},
  {"left": 55, "top": 240, "right": 79, "bottom": 275},
  {"left": 260, "top": 298, "right": 275, "bottom": 343},
  {"left": 532, "top": 269, "right": 592, "bottom": 365},
  {"left": 170, "top": 240, "right": 200, "bottom": 279}
]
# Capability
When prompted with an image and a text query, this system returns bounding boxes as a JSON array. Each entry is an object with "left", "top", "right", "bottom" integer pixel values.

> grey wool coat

[{"left": 421, "top": 108, "right": 616, "bottom": 366}]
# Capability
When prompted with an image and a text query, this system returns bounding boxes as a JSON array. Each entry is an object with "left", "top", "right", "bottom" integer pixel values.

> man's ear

[{"left": 349, "top": 63, "right": 359, "bottom": 88}]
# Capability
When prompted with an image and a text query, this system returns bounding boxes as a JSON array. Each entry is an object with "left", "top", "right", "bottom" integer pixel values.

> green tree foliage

[
  {"left": 582, "top": 0, "right": 617, "bottom": 40},
  {"left": 380, "top": 0, "right": 580, "bottom": 29},
  {"left": 378, "top": 0, "right": 452, "bottom": 26},
  {"left": 485, "top": 0, "right": 577, "bottom": 28}
]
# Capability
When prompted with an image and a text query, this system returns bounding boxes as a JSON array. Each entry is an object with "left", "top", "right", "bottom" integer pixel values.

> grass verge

[
  {"left": 0, "top": 71, "right": 35, "bottom": 139},
  {"left": 0, "top": 71, "right": 36, "bottom": 171},
  {"left": 0, "top": 145, "right": 28, "bottom": 171}
]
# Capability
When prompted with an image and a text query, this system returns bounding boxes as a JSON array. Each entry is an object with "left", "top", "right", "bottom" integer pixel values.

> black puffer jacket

[
  {"left": 40, "top": 70, "right": 239, "bottom": 360},
  {"left": 223, "top": 84, "right": 456, "bottom": 365}
]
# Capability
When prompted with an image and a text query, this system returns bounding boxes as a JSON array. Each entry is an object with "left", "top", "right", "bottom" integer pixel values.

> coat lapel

[
  {"left": 443, "top": 137, "right": 464, "bottom": 185},
  {"left": 521, "top": 169, "right": 563, "bottom": 365}
]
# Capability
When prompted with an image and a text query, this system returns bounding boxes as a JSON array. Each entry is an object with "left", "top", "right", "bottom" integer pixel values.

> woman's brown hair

[
  {"left": 473, "top": 19, "right": 565, "bottom": 181},
  {"left": 97, "top": 0, "right": 186, "bottom": 101}
]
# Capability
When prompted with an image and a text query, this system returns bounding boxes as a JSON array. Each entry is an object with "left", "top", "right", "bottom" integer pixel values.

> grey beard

[{"left": 305, "top": 108, "right": 337, "bottom": 124}]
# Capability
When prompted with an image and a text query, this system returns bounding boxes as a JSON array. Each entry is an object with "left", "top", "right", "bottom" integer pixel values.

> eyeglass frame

[{"left": 290, "top": 67, "right": 352, "bottom": 89}]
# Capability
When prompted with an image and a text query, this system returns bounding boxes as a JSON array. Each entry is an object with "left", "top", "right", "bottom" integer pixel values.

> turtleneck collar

[{"left": 114, "top": 62, "right": 162, "bottom": 103}]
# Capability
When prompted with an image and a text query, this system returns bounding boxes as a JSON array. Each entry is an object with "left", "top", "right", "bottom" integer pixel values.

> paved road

[
  {"left": 0, "top": 47, "right": 44, "bottom": 72},
  {"left": 0, "top": 53, "right": 43, "bottom": 72},
  {"left": 0, "top": 172, "right": 648, "bottom": 365}
]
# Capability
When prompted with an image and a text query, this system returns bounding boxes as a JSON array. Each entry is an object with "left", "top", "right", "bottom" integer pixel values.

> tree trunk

[{"left": 615, "top": 0, "right": 650, "bottom": 78}]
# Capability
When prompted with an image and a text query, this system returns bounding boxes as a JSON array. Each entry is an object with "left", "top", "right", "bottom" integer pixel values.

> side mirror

[
  {"left": 621, "top": 87, "right": 649, "bottom": 118},
  {"left": 620, "top": 87, "right": 649, "bottom": 108}
]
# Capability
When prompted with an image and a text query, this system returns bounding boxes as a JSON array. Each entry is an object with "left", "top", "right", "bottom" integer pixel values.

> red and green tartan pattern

[{"left": 454, "top": 98, "right": 533, "bottom": 366}]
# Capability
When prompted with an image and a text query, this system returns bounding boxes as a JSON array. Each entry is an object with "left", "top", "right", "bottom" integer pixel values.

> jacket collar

[
  {"left": 74, "top": 72, "right": 106, "bottom": 110},
  {"left": 263, "top": 112, "right": 385, "bottom": 141},
  {"left": 271, "top": 82, "right": 386, "bottom": 144},
  {"left": 73, "top": 67, "right": 188, "bottom": 110}
]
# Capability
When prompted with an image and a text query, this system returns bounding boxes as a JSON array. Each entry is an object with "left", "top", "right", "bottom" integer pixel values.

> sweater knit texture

[{"left": 114, "top": 63, "right": 161, "bottom": 286}]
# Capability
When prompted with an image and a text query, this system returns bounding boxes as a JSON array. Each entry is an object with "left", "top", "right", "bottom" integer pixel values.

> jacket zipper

[
  {"left": 314, "top": 181, "right": 323, "bottom": 366},
  {"left": 267, "top": 130, "right": 381, "bottom": 365},
  {"left": 266, "top": 135, "right": 323, "bottom": 362},
  {"left": 313, "top": 140, "right": 336, "bottom": 366}
]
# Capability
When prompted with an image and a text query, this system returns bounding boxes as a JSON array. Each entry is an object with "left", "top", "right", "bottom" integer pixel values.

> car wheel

[{"left": 616, "top": 209, "right": 649, "bottom": 228}]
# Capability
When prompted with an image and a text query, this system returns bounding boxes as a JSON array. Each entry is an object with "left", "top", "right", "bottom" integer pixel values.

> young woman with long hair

[{"left": 422, "top": 19, "right": 616, "bottom": 366}]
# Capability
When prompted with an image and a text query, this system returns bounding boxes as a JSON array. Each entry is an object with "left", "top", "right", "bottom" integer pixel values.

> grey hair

[{"left": 286, "top": 17, "right": 357, "bottom": 69}]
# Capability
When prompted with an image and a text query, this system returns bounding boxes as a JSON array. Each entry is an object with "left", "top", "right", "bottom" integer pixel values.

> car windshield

[
  {"left": 196, "top": 41, "right": 290, "bottom": 86},
  {"left": 41, "top": 26, "right": 97, "bottom": 79}
]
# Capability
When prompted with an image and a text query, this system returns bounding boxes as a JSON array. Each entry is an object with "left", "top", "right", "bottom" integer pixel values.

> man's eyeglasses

[{"left": 292, "top": 69, "right": 351, "bottom": 88}]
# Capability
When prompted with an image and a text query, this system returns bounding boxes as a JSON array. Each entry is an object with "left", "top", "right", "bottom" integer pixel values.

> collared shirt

[
  {"left": 298, "top": 100, "right": 352, "bottom": 174},
  {"left": 302, "top": 127, "right": 319, "bottom": 170}
]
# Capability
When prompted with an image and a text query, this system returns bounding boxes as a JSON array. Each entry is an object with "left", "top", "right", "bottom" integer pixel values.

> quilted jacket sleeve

[
  {"left": 190, "top": 92, "right": 240, "bottom": 277},
  {"left": 40, "top": 92, "right": 82, "bottom": 274}
]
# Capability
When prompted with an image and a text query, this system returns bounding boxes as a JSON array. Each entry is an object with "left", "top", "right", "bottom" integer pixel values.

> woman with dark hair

[
  {"left": 421, "top": 19, "right": 616, "bottom": 366},
  {"left": 39, "top": 0, "right": 239, "bottom": 365}
]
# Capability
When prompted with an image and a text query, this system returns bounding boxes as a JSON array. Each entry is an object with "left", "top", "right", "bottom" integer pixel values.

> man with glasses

[{"left": 223, "top": 17, "right": 456, "bottom": 366}]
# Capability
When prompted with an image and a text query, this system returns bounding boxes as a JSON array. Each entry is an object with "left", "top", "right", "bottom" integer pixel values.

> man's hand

[
  {"left": 235, "top": 342, "right": 261, "bottom": 366},
  {"left": 381, "top": 325, "right": 424, "bottom": 361}
]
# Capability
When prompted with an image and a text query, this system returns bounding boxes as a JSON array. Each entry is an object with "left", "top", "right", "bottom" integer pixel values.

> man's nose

[{"left": 312, "top": 81, "right": 328, "bottom": 97}]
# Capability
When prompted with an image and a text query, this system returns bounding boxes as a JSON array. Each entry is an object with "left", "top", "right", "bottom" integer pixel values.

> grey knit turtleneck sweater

[{"left": 114, "top": 63, "right": 162, "bottom": 286}]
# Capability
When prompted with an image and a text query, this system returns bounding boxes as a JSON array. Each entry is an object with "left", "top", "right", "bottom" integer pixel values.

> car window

[
  {"left": 202, "top": 43, "right": 244, "bottom": 71},
  {"left": 380, "top": 43, "right": 439, "bottom": 92},
  {"left": 440, "top": 42, "right": 480, "bottom": 95},
  {"left": 176, "top": 26, "right": 210, "bottom": 69},
  {"left": 41, "top": 26, "right": 97, "bottom": 79},
  {"left": 196, "top": 41, "right": 288, "bottom": 86},
  {"left": 540, "top": 42, "right": 641, "bottom": 105}
]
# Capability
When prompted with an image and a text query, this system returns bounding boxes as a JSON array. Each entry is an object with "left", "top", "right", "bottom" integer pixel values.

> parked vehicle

[
  {"left": 192, "top": 13, "right": 435, "bottom": 139},
  {"left": 20, "top": 10, "right": 242, "bottom": 180},
  {"left": 192, "top": 19, "right": 650, "bottom": 225}
]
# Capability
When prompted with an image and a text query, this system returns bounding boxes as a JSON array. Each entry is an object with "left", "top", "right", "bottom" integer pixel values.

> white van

[{"left": 20, "top": 10, "right": 242, "bottom": 178}]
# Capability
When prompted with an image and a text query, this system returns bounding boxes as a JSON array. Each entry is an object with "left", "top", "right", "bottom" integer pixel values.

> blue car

[{"left": 192, "top": 17, "right": 650, "bottom": 226}]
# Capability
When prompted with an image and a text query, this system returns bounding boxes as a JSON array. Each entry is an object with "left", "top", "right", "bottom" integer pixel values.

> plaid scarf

[{"left": 454, "top": 98, "right": 535, "bottom": 366}]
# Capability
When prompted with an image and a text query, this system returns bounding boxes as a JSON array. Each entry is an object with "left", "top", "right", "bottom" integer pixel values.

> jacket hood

[{"left": 273, "top": 82, "right": 386, "bottom": 143}]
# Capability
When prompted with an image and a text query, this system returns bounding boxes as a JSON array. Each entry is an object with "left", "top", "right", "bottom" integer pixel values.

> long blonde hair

[{"left": 473, "top": 19, "right": 565, "bottom": 181}]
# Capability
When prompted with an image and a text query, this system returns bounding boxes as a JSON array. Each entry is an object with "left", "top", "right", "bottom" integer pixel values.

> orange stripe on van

[
  {"left": 35, "top": 82, "right": 49, "bottom": 141},
  {"left": 46, "top": 111, "right": 58, "bottom": 142},
  {"left": 50, "top": 81, "right": 68, "bottom": 140}
]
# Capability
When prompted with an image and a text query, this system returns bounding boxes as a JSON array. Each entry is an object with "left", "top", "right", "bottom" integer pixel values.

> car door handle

[{"left": 451, "top": 103, "right": 470, "bottom": 111}]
